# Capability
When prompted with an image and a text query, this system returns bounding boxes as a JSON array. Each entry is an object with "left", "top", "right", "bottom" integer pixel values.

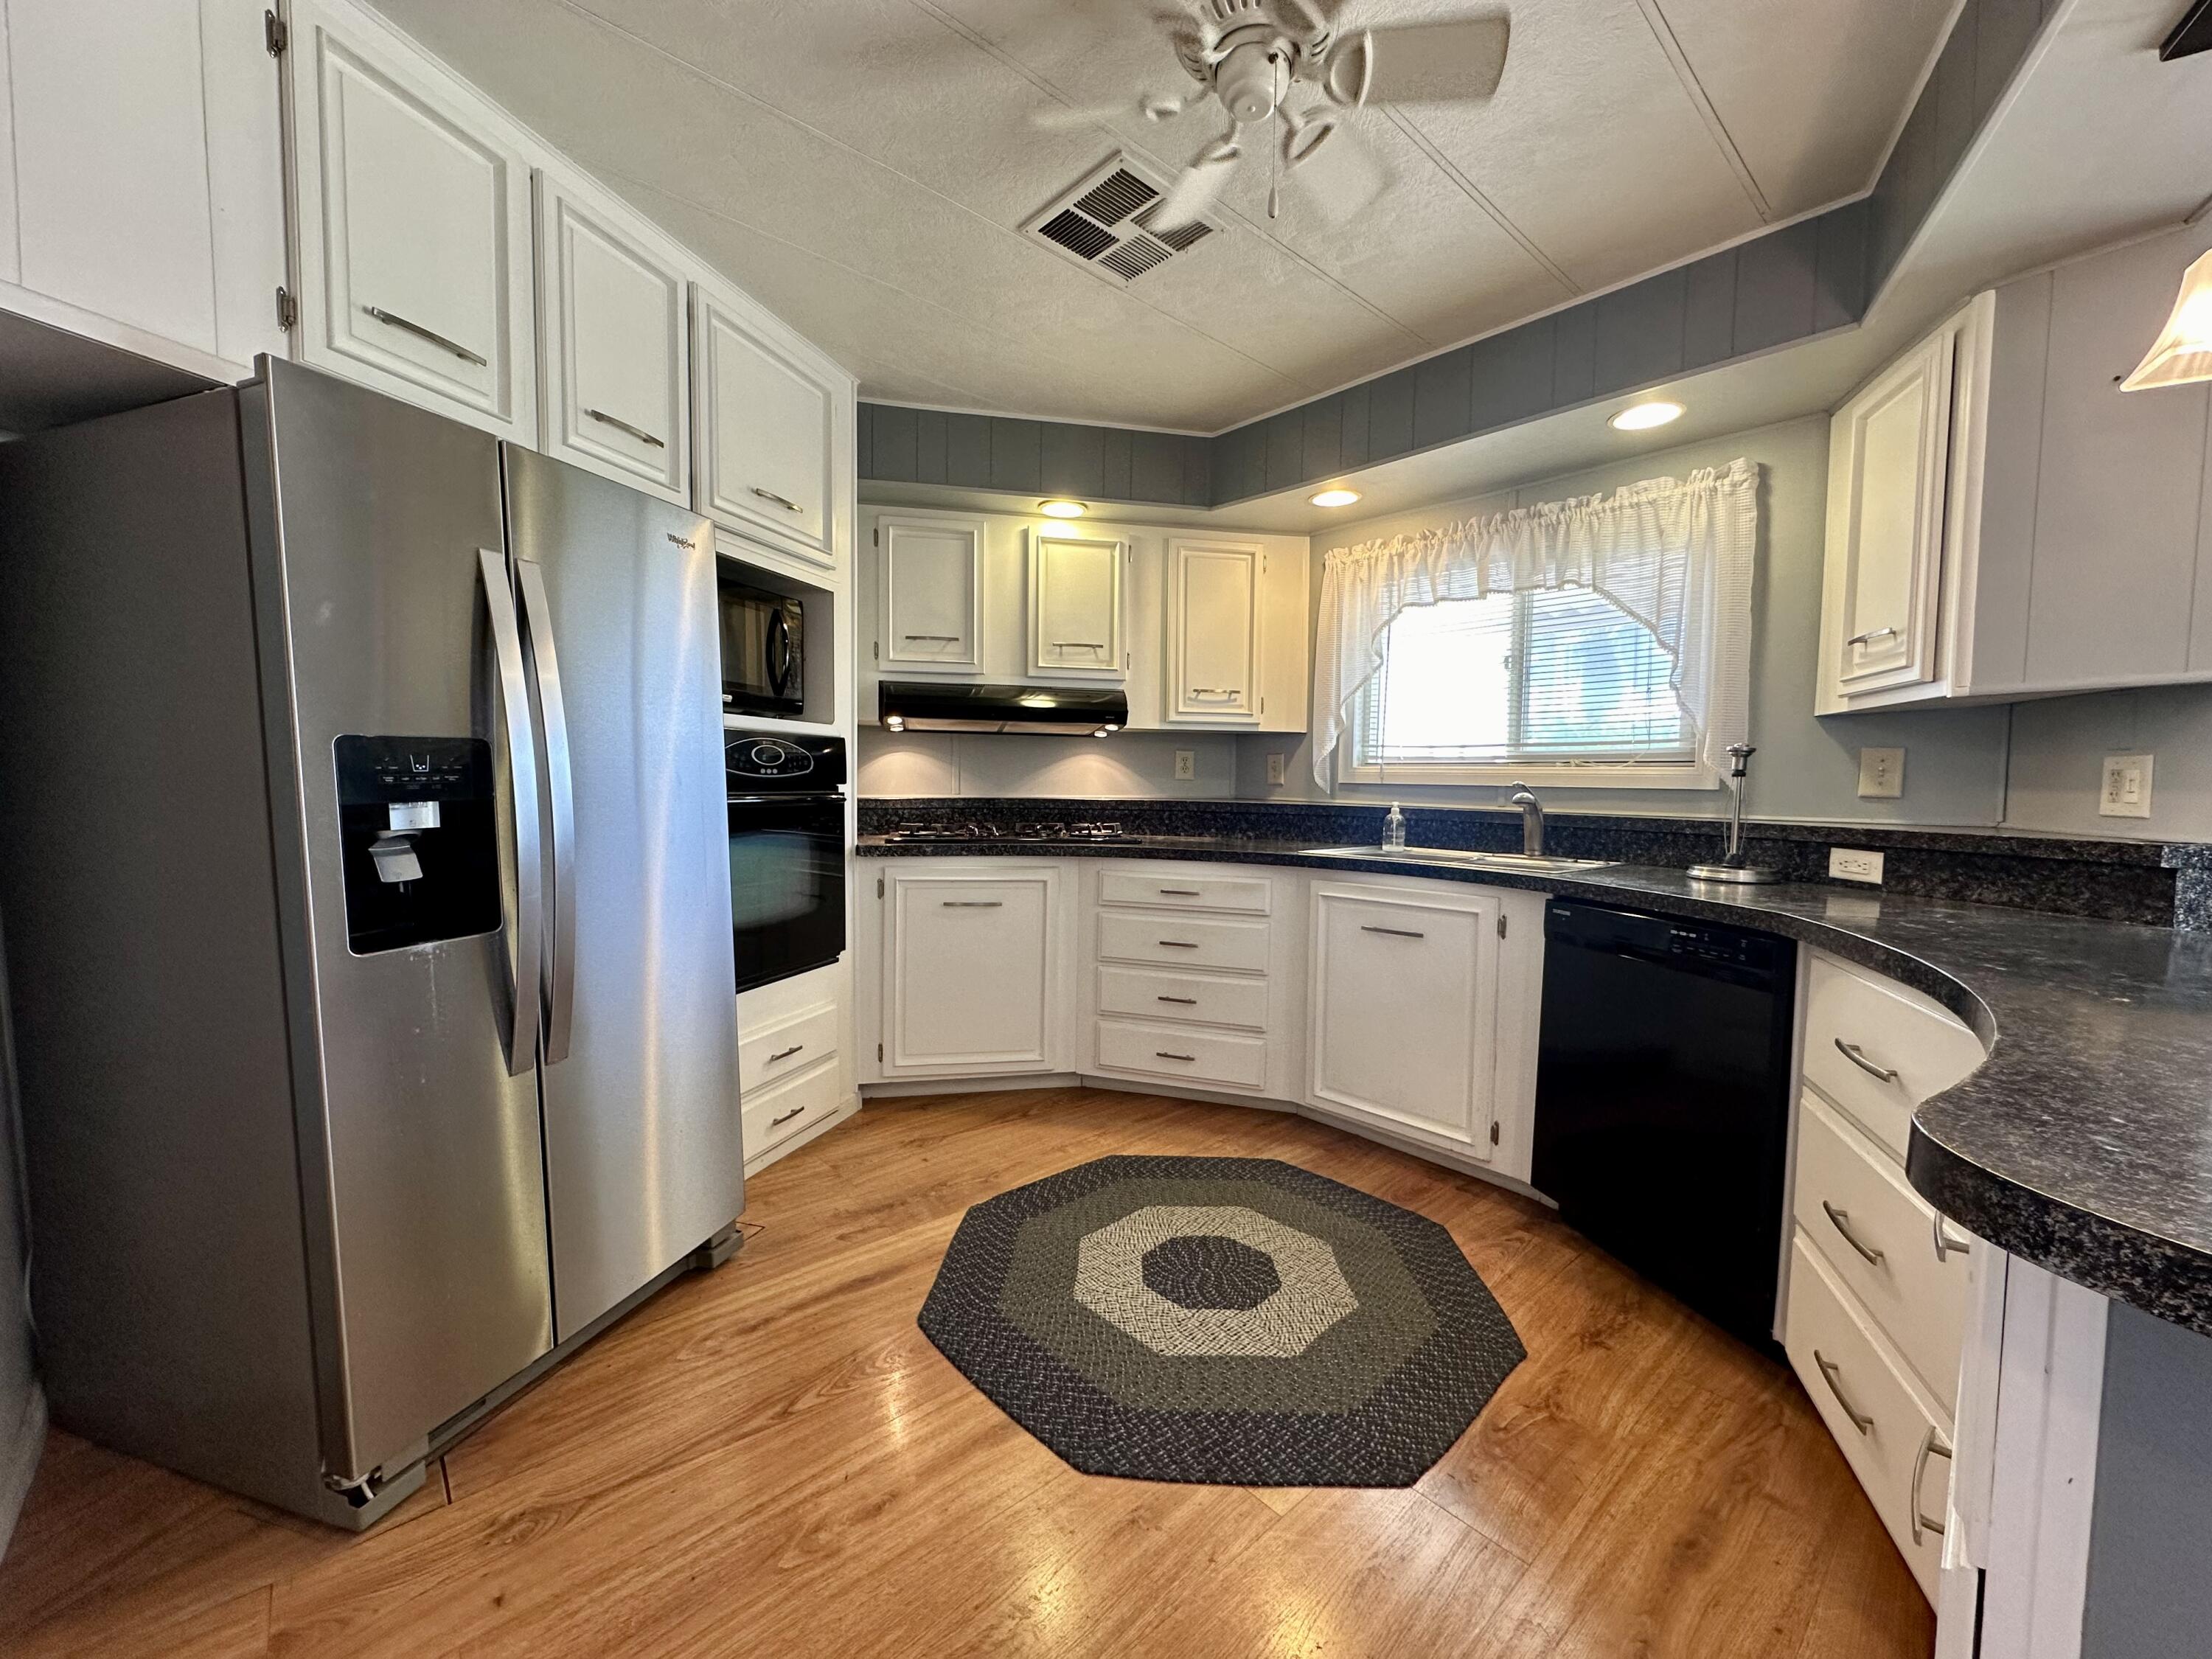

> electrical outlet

[
  {"left": 2099, "top": 753, "right": 2153, "bottom": 818},
  {"left": 1856, "top": 747, "right": 1905, "bottom": 799},
  {"left": 1266, "top": 752, "right": 1286, "bottom": 785},
  {"left": 1829, "top": 847, "right": 1885, "bottom": 884},
  {"left": 1174, "top": 748, "right": 1196, "bottom": 782}
]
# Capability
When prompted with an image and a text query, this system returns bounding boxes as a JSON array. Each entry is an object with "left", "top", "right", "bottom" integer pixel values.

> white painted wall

[
  {"left": 858, "top": 728, "right": 1239, "bottom": 801},
  {"left": 1234, "top": 416, "right": 2017, "bottom": 827},
  {"left": 2002, "top": 684, "right": 2212, "bottom": 841}
]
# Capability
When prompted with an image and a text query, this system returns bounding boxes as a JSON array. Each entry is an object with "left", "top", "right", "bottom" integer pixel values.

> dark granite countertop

[{"left": 858, "top": 831, "right": 2212, "bottom": 1338}]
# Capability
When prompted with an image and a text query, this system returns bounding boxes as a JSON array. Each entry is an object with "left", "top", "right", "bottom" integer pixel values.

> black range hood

[{"left": 876, "top": 681, "right": 1127, "bottom": 735}]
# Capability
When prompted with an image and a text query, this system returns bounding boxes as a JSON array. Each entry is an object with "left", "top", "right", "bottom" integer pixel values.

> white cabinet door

[
  {"left": 1823, "top": 327, "right": 1955, "bottom": 700},
  {"left": 1307, "top": 883, "right": 1499, "bottom": 1150},
  {"left": 1029, "top": 531, "right": 1125, "bottom": 678},
  {"left": 535, "top": 176, "right": 688, "bottom": 501},
  {"left": 1165, "top": 539, "right": 1262, "bottom": 724},
  {"left": 883, "top": 868, "right": 1062, "bottom": 1075},
  {"left": 289, "top": 0, "right": 535, "bottom": 440},
  {"left": 695, "top": 285, "right": 836, "bottom": 566},
  {"left": 5, "top": 0, "right": 285, "bottom": 374},
  {"left": 880, "top": 514, "right": 984, "bottom": 670}
]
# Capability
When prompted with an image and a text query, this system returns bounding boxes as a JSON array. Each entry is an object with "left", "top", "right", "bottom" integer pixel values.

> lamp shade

[{"left": 2121, "top": 248, "right": 2212, "bottom": 391}]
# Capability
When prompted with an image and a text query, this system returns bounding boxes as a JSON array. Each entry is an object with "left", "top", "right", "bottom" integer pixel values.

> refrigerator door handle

[
  {"left": 480, "top": 547, "right": 543, "bottom": 1077},
  {"left": 515, "top": 557, "right": 577, "bottom": 1065}
]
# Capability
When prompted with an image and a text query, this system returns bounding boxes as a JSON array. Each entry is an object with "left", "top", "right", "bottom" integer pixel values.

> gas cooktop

[{"left": 877, "top": 821, "right": 1130, "bottom": 844}]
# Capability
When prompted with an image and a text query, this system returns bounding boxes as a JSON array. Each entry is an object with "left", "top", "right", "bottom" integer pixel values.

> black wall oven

[
  {"left": 726, "top": 734, "right": 846, "bottom": 993},
  {"left": 718, "top": 575, "right": 804, "bottom": 718}
]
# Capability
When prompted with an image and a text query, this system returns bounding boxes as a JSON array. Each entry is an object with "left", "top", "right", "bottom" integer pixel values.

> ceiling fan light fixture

[
  {"left": 2121, "top": 248, "right": 2212, "bottom": 390},
  {"left": 1039, "top": 499, "right": 1088, "bottom": 518},
  {"left": 1610, "top": 400, "right": 1685, "bottom": 432},
  {"left": 1310, "top": 487, "right": 1362, "bottom": 507}
]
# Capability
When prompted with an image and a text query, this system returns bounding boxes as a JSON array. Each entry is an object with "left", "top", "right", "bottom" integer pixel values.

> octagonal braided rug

[{"left": 917, "top": 1155, "right": 1526, "bottom": 1486}]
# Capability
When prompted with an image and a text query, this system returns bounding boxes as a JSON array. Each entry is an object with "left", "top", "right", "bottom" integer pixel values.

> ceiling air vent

[{"left": 1023, "top": 153, "right": 1217, "bottom": 287}]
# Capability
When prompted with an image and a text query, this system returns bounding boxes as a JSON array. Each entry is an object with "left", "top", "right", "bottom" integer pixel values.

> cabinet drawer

[
  {"left": 1785, "top": 1234, "right": 1950, "bottom": 1601},
  {"left": 1093, "top": 1019, "right": 1267, "bottom": 1091},
  {"left": 1096, "top": 966, "right": 1267, "bottom": 1032},
  {"left": 739, "top": 1002, "right": 839, "bottom": 1096},
  {"left": 1098, "top": 869, "right": 1271, "bottom": 914},
  {"left": 1795, "top": 1093, "right": 1971, "bottom": 1403},
  {"left": 742, "top": 1059, "right": 841, "bottom": 1158},
  {"left": 1097, "top": 911, "right": 1269, "bottom": 974},
  {"left": 1802, "top": 953, "right": 1983, "bottom": 1162}
]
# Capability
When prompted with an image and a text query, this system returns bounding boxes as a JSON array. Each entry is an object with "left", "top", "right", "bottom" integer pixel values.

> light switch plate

[
  {"left": 2100, "top": 754, "right": 2153, "bottom": 818},
  {"left": 1857, "top": 747, "right": 1905, "bottom": 799},
  {"left": 1829, "top": 847, "right": 1885, "bottom": 884},
  {"left": 1266, "top": 752, "right": 1286, "bottom": 785},
  {"left": 1173, "top": 748, "right": 1196, "bottom": 781}
]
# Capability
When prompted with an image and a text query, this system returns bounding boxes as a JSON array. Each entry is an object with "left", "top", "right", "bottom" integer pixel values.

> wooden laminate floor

[{"left": 0, "top": 1088, "right": 1935, "bottom": 1658}]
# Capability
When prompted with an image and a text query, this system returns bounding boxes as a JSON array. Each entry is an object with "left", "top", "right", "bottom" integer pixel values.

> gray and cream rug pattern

[{"left": 917, "top": 1155, "right": 1525, "bottom": 1486}]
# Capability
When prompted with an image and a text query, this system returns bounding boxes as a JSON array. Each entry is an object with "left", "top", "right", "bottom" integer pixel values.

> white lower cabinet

[
  {"left": 880, "top": 864, "right": 1065, "bottom": 1076},
  {"left": 1307, "top": 881, "right": 1502, "bottom": 1152}
]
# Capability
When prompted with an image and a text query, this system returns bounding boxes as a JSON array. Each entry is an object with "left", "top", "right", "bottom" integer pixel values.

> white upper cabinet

[
  {"left": 1165, "top": 538, "right": 1263, "bottom": 724},
  {"left": 695, "top": 282, "right": 841, "bottom": 568},
  {"left": 879, "top": 513, "right": 984, "bottom": 671},
  {"left": 535, "top": 175, "right": 689, "bottom": 502},
  {"left": 288, "top": 0, "right": 536, "bottom": 441},
  {"left": 1, "top": 0, "right": 285, "bottom": 377},
  {"left": 1028, "top": 530, "right": 1125, "bottom": 678}
]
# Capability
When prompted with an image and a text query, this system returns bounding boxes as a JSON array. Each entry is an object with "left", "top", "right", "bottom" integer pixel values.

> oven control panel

[{"left": 725, "top": 733, "right": 846, "bottom": 793}]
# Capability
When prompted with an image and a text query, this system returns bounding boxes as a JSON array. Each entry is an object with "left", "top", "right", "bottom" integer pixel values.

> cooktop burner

[{"left": 879, "top": 820, "right": 1130, "bottom": 844}]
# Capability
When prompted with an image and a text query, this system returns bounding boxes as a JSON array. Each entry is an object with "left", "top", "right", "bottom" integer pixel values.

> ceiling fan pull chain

[{"left": 1268, "top": 51, "right": 1284, "bottom": 220}]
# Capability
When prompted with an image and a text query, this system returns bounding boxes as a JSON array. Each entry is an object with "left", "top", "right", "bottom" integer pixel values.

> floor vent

[{"left": 1023, "top": 153, "right": 1218, "bottom": 286}]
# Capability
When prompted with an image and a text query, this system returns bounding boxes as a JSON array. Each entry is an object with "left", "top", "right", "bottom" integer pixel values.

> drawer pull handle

[
  {"left": 769, "top": 1105, "right": 806, "bottom": 1127},
  {"left": 942, "top": 900, "right": 1004, "bottom": 908},
  {"left": 1052, "top": 641, "right": 1108, "bottom": 650},
  {"left": 1822, "top": 1201, "right": 1886, "bottom": 1267},
  {"left": 1812, "top": 1350, "right": 1874, "bottom": 1435},
  {"left": 583, "top": 407, "right": 667, "bottom": 448},
  {"left": 1846, "top": 625, "right": 1899, "bottom": 647},
  {"left": 751, "top": 486, "right": 805, "bottom": 514},
  {"left": 1833, "top": 1038, "right": 1899, "bottom": 1084},
  {"left": 1933, "top": 1213, "right": 1973, "bottom": 1263},
  {"left": 1155, "top": 1050, "right": 1197, "bottom": 1062},
  {"left": 767, "top": 1043, "right": 806, "bottom": 1063},
  {"left": 1361, "top": 925, "right": 1427, "bottom": 939},
  {"left": 1189, "top": 687, "right": 1241, "bottom": 696},
  {"left": 1156, "top": 995, "right": 1198, "bottom": 1005},
  {"left": 1910, "top": 1428, "right": 1954, "bottom": 1545},
  {"left": 361, "top": 305, "right": 488, "bottom": 366},
  {"left": 902, "top": 633, "right": 961, "bottom": 641},
  {"left": 1158, "top": 888, "right": 1203, "bottom": 896},
  {"left": 1158, "top": 939, "right": 1200, "bottom": 948}
]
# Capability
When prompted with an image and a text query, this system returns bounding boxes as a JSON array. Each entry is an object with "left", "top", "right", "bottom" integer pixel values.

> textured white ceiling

[{"left": 368, "top": 0, "right": 1957, "bottom": 430}]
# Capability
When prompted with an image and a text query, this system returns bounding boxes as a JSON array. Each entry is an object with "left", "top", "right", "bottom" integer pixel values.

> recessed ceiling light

[
  {"left": 1610, "top": 400, "right": 1685, "bottom": 431},
  {"left": 1039, "top": 499, "right": 1087, "bottom": 518},
  {"left": 1310, "top": 487, "right": 1362, "bottom": 507}
]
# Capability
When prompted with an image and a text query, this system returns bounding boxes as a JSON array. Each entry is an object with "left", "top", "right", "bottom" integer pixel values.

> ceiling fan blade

[
  {"left": 1148, "top": 140, "right": 1242, "bottom": 232},
  {"left": 1363, "top": 16, "right": 1509, "bottom": 104},
  {"left": 1287, "top": 116, "right": 1388, "bottom": 225}
]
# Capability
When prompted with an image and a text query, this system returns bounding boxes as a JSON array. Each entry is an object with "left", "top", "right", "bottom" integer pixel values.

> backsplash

[{"left": 857, "top": 796, "right": 2204, "bottom": 929}]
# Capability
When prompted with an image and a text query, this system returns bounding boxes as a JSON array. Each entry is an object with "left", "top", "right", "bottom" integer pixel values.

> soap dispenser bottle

[{"left": 1383, "top": 803, "right": 1407, "bottom": 851}]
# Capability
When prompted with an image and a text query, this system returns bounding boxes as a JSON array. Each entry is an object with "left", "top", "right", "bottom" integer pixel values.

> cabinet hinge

[
  {"left": 275, "top": 286, "right": 297, "bottom": 331},
  {"left": 872, "top": 640, "right": 880, "bottom": 661},
  {"left": 877, "top": 875, "right": 885, "bottom": 898},
  {"left": 872, "top": 526, "right": 880, "bottom": 546},
  {"left": 264, "top": 10, "right": 288, "bottom": 55},
  {"left": 1497, "top": 914, "right": 1507, "bottom": 939},
  {"left": 877, "top": 1042, "right": 884, "bottom": 1062},
  {"left": 1490, "top": 1121, "right": 1500, "bottom": 1147}
]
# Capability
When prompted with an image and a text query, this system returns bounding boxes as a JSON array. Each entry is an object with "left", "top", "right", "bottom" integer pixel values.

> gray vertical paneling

[
  {"left": 1469, "top": 319, "right": 1555, "bottom": 433},
  {"left": 1932, "top": 2, "right": 1983, "bottom": 184},
  {"left": 990, "top": 419, "right": 1042, "bottom": 494},
  {"left": 1976, "top": 0, "right": 2042, "bottom": 117},
  {"left": 1302, "top": 393, "right": 1343, "bottom": 481},
  {"left": 1412, "top": 346, "right": 1474, "bottom": 451},
  {"left": 1552, "top": 305, "right": 1596, "bottom": 405},
  {"left": 872, "top": 404, "right": 918, "bottom": 483},
  {"left": 945, "top": 414, "right": 992, "bottom": 487},
  {"left": 856, "top": 402, "right": 876, "bottom": 480},
  {"left": 1180, "top": 437, "right": 1211, "bottom": 507},
  {"left": 1367, "top": 367, "right": 1417, "bottom": 460},
  {"left": 1869, "top": 84, "right": 1938, "bottom": 291},
  {"left": 1593, "top": 268, "right": 1687, "bottom": 394},
  {"left": 914, "top": 408, "right": 949, "bottom": 485},
  {"left": 1040, "top": 422, "right": 1105, "bottom": 499},
  {"left": 1814, "top": 204, "right": 1869, "bottom": 333},
  {"left": 1131, "top": 431, "right": 1183, "bottom": 503},
  {"left": 1733, "top": 220, "right": 1820, "bottom": 355},
  {"left": 1338, "top": 381, "right": 1371, "bottom": 470},
  {"left": 1099, "top": 427, "right": 1133, "bottom": 501},
  {"left": 1683, "top": 251, "right": 1738, "bottom": 368},
  {"left": 1263, "top": 410, "right": 1304, "bottom": 493}
]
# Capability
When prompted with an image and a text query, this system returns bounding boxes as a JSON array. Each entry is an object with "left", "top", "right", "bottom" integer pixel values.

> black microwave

[{"left": 717, "top": 577, "right": 804, "bottom": 717}]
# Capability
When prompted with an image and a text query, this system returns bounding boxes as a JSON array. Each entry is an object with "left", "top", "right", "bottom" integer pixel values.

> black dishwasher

[{"left": 1531, "top": 898, "right": 1797, "bottom": 1350}]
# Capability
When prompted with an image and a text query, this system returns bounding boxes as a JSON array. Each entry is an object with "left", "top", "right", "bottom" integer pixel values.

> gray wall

[
  {"left": 1234, "top": 415, "right": 2017, "bottom": 827},
  {"left": 2003, "top": 683, "right": 2212, "bottom": 843},
  {"left": 2080, "top": 1302, "right": 2212, "bottom": 1658},
  {"left": 0, "top": 919, "right": 41, "bottom": 1559}
]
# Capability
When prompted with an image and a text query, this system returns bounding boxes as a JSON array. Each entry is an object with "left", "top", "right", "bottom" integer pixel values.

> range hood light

[
  {"left": 1039, "top": 499, "right": 1088, "bottom": 518},
  {"left": 883, "top": 713, "right": 905, "bottom": 731},
  {"left": 1017, "top": 694, "right": 1061, "bottom": 708},
  {"left": 2122, "top": 248, "right": 2212, "bottom": 390}
]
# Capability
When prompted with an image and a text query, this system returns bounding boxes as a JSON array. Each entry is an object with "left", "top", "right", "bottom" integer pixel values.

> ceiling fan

[{"left": 1034, "top": 1, "right": 1511, "bottom": 232}]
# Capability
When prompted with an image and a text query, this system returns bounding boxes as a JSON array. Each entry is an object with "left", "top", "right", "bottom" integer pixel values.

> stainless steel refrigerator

[{"left": 0, "top": 358, "right": 742, "bottom": 1528}]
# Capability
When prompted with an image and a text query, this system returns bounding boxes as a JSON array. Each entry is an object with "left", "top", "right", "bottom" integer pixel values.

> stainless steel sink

[{"left": 1304, "top": 846, "right": 1616, "bottom": 874}]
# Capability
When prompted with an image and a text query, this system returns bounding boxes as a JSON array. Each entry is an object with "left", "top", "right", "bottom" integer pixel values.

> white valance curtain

[{"left": 1310, "top": 458, "right": 1760, "bottom": 788}]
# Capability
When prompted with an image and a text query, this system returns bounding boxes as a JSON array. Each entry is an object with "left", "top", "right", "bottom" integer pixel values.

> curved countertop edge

[{"left": 858, "top": 835, "right": 2212, "bottom": 1340}]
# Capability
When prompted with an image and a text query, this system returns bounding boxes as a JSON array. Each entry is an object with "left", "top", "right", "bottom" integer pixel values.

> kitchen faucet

[{"left": 1506, "top": 782, "right": 1544, "bottom": 856}]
